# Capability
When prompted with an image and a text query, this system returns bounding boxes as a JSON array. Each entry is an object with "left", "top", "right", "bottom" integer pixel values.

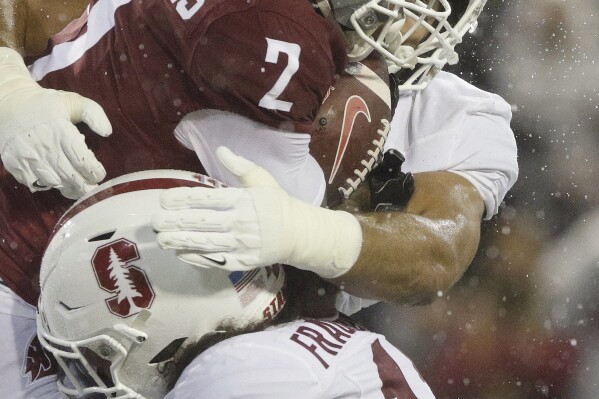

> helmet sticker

[
  {"left": 22, "top": 334, "right": 58, "bottom": 384},
  {"left": 91, "top": 239, "right": 155, "bottom": 318},
  {"left": 228, "top": 265, "right": 286, "bottom": 319}
]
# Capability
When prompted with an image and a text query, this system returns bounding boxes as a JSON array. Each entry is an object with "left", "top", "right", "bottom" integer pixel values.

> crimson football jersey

[{"left": 1, "top": 0, "right": 348, "bottom": 304}]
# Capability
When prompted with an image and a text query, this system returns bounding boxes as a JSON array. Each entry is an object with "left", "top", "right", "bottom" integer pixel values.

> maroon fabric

[
  {"left": 372, "top": 339, "right": 419, "bottom": 399},
  {"left": 1, "top": 0, "right": 348, "bottom": 305}
]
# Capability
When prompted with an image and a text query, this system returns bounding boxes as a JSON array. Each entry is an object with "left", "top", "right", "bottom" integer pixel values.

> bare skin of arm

[
  {"left": 332, "top": 171, "right": 485, "bottom": 306},
  {"left": 0, "top": 0, "right": 87, "bottom": 56}
]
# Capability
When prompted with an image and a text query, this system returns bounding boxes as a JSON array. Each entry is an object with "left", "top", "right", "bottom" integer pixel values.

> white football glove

[
  {"left": 153, "top": 147, "right": 363, "bottom": 279},
  {"left": 0, "top": 47, "right": 112, "bottom": 199}
]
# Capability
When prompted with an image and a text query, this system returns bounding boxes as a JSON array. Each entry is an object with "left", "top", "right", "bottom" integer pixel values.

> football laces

[{"left": 339, "top": 118, "right": 390, "bottom": 199}]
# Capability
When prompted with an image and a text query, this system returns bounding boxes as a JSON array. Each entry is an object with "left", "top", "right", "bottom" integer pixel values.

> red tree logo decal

[
  {"left": 91, "top": 239, "right": 155, "bottom": 318},
  {"left": 23, "top": 335, "right": 58, "bottom": 383}
]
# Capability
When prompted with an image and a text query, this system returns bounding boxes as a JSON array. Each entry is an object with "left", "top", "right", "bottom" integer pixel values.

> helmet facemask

[
  {"left": 37, "top": 314, "right": 148, "bottom": 398},
  {"left": 319, "top": 0, "right": 487, "bottom": 90}
]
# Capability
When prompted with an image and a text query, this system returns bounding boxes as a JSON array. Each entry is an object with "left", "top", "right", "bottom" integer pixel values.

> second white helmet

[{"left": 37, "top": 170, "right": 286, "bottom": 398}]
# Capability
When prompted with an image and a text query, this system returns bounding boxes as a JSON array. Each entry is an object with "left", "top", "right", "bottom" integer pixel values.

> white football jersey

[
  {"left": 165, "top": 317, "right": 435, "bottom": 398},
  {"left": 0, "top": 284, "right": 60, "bottom": 399}
]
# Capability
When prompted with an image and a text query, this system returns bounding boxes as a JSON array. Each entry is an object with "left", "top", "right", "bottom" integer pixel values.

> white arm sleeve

[
  {"left": 386, "top": 72, "right": 518, "bottom": 220},
  {"left": 174, "top": 109, "right": 325, "bottom": 206}
]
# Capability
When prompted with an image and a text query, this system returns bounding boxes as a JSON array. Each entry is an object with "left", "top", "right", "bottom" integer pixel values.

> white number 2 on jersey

[{"left": 258, "top": 38, "right": 301, "bottom": 112}]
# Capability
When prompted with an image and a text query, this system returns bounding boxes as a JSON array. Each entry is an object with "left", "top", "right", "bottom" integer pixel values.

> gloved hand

[
  {"left": 0, "top": 47, "right": 112, "bottom": 199},
  {"left": 152, "top": 146, "right": 363, "bottom": 279}
]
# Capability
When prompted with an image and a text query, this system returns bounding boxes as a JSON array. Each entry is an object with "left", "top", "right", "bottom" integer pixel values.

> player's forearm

[
  {"left": 338, "top": 212, "right": 473, "bottom": 306},
  {"left": 152, "top": 156, "right": 485, "bottom": 307},
  {"left": 332, "top": 172, "right": 485, "bottom": 306}
]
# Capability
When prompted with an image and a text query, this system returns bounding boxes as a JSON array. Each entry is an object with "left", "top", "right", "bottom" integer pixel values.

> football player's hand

[
  {"left": 0, "top": 47, "right": 112, "bottom": 199},
  {"left": 152, "top": 146, "right": 363, "bottom": 279}
]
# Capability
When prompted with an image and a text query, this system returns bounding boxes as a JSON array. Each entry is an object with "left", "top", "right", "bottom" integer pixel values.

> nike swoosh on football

[
  {"left": 329, "top": 95, "right": 371, "bottom": 184},
  {"left": 200, "top": 254, "right": 227, "bottom": 266}
]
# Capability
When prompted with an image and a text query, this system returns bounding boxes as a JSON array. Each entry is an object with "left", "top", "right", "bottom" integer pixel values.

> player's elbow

[
  {"left": 433, "top": 241, "right": 467, "bottom": 292},
  {"left": 400, "top": 224, "right": 478, "bottom": 306},
  {"left": 402, "top": 258, "right": 460, "bottom": 307}
]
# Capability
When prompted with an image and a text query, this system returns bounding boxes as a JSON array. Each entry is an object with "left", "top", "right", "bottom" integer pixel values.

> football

[{"left": 309, "top": 52, "right": 392, "bottom": 208}]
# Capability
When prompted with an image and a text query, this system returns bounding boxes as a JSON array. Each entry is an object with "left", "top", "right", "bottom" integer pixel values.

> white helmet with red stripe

[{"left": 37, "top": 170, "right": 286, "bottom": 399}]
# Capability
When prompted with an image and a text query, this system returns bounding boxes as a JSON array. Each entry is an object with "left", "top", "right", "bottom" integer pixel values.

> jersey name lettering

[{"left": 289, "top": 320, "right": 359, "bottom": 368}]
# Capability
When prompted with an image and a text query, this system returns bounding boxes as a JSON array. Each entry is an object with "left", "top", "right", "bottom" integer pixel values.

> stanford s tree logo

[{"left": 91, "top": 239, "right": 155, "bottom": 318}]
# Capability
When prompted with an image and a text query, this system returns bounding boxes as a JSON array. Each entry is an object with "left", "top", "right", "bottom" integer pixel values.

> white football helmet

[
  {"left": 316, "top": 0, "right": 487, "bottom": 90},
  {"left": 36, "top": 170, "right": 286, "bottom": 399}
]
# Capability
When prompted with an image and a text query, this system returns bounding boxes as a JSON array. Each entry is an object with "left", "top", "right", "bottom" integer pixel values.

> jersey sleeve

[
  {"left": 387, "top": 72, "right": 518, "bottom": 219},
  {"left": 174, "top": 110, "right": 326, "bottom": 205},
  {"left": 164, "top": 339, "right": 323, "bottom": 399}
]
